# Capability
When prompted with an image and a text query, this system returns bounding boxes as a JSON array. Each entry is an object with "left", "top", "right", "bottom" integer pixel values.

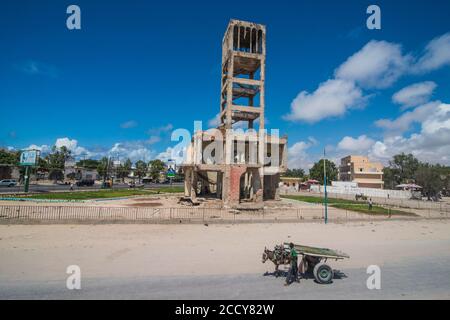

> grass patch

[
  {"left": 17, "top": 186, "right": 184, "bottom": 201},
  {"left": 282, "top": 195, "right": 357, "bottom": 205},
  {"left": 282, "top": 195, "right": 415, "bottom": 216},
  {"left": 152, "top": 186, "right": 184, "bottom": 194}
]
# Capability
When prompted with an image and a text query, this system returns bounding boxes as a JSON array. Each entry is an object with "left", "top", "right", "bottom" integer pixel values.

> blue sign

[{"left": 167, "top": 168, "right": 176, "bottom": 178}]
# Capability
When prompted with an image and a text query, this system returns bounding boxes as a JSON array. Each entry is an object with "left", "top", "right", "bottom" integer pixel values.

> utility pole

[
  {"left": 24, "top": 165, "right": 30, "bottom": 193},
  {"left": 323, "top": 149, "right": 328, "bottom": 224}
]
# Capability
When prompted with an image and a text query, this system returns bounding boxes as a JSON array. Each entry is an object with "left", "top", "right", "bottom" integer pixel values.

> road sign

[
  {"left": 20, "top": 150, "right": 38, "bottom": 166},
  {"left": 167, "top": 168, "right": 176, "bottom": 178},
  {"left": 20, "top": 149, "right": 39, "bottom": 193}
]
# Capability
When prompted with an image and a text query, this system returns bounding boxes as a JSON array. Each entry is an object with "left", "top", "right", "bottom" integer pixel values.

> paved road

[
  {"left": 0, "top": 182, "right": 183, "bottom": 194},
  {"left": 1, "top": 256, "right": 449, "bottom": 299}
]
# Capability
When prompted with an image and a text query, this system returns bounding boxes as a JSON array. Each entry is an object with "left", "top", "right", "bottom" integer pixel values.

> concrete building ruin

[{"left": 182, "top": 20, "right": 288, "bottom": 208}]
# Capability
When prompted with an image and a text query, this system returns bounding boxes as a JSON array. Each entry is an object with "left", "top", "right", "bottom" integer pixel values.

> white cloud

[
  {"left": 337, "top": 135, "right": 375, "bottom": 153},
  {"left": 375, "top": 101, "right": 439, "bottom": 135},
  {"left": 157, "top": 146, "right": 186, "bottom": 164},
  {"left": 17, "top": 60, "right": 58, "bottom": 78},
  {"left": 288, "top": 140, "right": 315, "bottom": 169},
  {"left": 414, "top": 32, "right": 450, "bottom": 72},
  {"left": 136, "top": 123, "right": 175, "bottom": 147},
  {"left": 147, "top": 123, "right": 173, "bottom": 135},
  {"left": 109, "top": 142, "right": 155, "bottom": 163},
  {"left": 421, "top": 103, "right": 450, "bottom": 135},
  {"left": 370, "top": 102, "right": 450, "bottom": 165},
  {"left": 208, "top": 113, "right": 221, "bottom": 128},
  {"left": 307, "top": 136, "right": 319, "bottom": 146},
  {"left": 55, "top": 137, "right": 90, "bottom": 157},
  {"left": 147, "top": 136, "right": 161, "bottom": 144},
  {"left": 284, "top": 40, "right": 410, "bottom": 123},
  {"left": 392, "top": 81, "right": 437, "bottom": 109},
  {"left": 22, "top": 137, "right": 163, "bottom": 163},
  {"left": 120, "top": 120, "right": 138, "bottom": 129},
  {"left": 283, "top": 79, "right": 366, "bottom": 123},
  {"left": 27, "top": 144, "right": 51, "bottom": 154},
  {"left": 335, "top": 40, "right": 411, "bottom": 89},
  {"left": 285, "top": 33, "right": 450, "bottom": 124},
  {"left": 55, "top": 137, "right": 78, "bottom": 150}
]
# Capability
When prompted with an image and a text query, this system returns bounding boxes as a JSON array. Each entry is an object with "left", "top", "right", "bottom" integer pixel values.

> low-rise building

[
  {"left": 0, "top": 165, "right": 20, "bottom": 180},
  {"left": 64, "top": 160, "right": 98, "bottom": 181},
  {"left": 338, "top": 155, "right": 384, "bottom": 189}
]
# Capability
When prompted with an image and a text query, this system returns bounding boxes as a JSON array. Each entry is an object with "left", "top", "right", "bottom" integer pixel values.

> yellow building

[{"left": 338, "top": 155, "right": 384, "bottom": 189}]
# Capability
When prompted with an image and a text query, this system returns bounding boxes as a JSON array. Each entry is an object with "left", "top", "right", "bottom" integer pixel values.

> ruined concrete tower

[
  {"left": 220, "top": 19, "right": 266, "bottom": 131},
  {"left": 182, "top": 19, "right": 287, "bottom": 209}
]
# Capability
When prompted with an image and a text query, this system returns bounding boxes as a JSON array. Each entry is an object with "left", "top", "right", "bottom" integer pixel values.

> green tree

[
  {"left": 383, "top": 153, "right": 420, "bottom": 187},
  {"left": 435, "top": 165, "right": 450, "bottom": 196},
  {"left": 97, "top": 157, "right": 110, "bottom": 181},
  {"left": 46, "top": 146, "right": 71, "bottom": 182},
  {"left": 383, "top": 167, "right": 396, "bottom": 189},
  {"left": 309, "top": 159, "right": 338, "bottom": 185},
  {"left": 135, "top": 160, "right": 148, "bottom": 183},
  {"left": 48, "top": 170, "right": 64, "bottom": 181},
  {"left": 148, "top": 159, "right": 166, "bottom": 181},
  {"left": 0, "top": 149, "right": 20, "bottom": 165},
  {"left": 76, "top": 159, "right": 100, "bottom": 169},
  {"left": 117, "top": 158, "right": 132, "bottom": 182},
  {"left": 0, "top": 149, "right": 20, "bottom": 180},
  {"left": 37, "top": 157, "right": 49, "bottom": 170},
  {"left": 283, "top": 168, "right": 305, "bottom": 179},
  {"left": 415, "top": 163, "right": 444, "bottom": 199}
]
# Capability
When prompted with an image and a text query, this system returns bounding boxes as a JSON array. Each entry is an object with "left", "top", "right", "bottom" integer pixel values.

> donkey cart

[{"left": 283, "top": 242, "right": 350, "bottom": 284}]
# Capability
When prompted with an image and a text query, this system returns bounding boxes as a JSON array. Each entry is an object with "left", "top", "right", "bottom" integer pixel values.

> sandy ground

[
  {"left": 1, "top": 220, "right": 450, "bottom": 299},
  {"left": 1, "top": 220, "right": 450, "bottom": 280},
  {"left": 0, "top": 195, "right": 303, "bottom": 208}
]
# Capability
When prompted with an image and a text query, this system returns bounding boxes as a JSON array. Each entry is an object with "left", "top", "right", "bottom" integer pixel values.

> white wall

[{"left": 310, "top": 185, "right": 411, "bottom": 199}]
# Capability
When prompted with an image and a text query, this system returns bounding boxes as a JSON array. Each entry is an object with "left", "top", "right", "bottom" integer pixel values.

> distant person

[
  {"left": 368, "top": 198, "right": 373, "bottom": 211},
  {"left": 285, "top": 242, "right": 299, "bottom": 286},
  {"left": 70, "top": 182, "right": 74, "bottom": 191}
]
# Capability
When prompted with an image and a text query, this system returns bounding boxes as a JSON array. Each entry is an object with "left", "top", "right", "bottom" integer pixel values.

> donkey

[{"left": 261, "top": 245, "right": 291, "bottom": 277}]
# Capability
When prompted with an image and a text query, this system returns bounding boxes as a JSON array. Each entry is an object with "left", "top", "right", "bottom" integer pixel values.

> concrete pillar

[{"left": 226, "top": 165, "right": 247, "bottom": 207}]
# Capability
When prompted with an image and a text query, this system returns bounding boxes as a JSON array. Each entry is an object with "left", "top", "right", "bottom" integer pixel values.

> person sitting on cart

[{"left": 285, "top": 242, "right": 299, "bottom": 286}]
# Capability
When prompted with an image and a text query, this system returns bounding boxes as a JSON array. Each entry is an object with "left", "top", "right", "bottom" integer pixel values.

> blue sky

[{"left": 1, "top": 0, "right": 450, "bottom": 168}]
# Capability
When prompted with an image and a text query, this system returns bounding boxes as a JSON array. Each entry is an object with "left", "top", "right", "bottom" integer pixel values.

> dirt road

[{"left": 1, "top": 220, "right": 450, "bottom": 299}]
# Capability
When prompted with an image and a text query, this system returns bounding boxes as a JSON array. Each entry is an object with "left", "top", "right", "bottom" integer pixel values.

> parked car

[
  {"left": 76, "top": 179, "right": 95, "bottom": 187},
  {"left": 0, "top": 179, "right": 17, "bottom": 187},
  {"left": 128, "top": 181, "right": 144, "bottom": 188}
]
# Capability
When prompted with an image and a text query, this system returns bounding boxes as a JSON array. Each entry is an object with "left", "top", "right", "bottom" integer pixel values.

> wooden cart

[{"left": 283, "top": 242, "right": 350, "bottom": 284}]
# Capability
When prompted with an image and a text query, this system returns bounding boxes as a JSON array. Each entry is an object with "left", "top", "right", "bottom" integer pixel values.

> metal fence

[
  {"left": 0, "top": 204, "right": 448, "bottom": 224},
  {"left": 282, "top": 190, "right": 450, "bottom": 212}
]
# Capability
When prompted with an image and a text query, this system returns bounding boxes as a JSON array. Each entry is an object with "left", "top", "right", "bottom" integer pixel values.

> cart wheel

[{"left": 313, "top": 263, "right": 334, "bottom": 284}]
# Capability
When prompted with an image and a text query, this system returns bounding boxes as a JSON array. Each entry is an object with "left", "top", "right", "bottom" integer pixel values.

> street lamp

[{"left": 323, "top": 149, "right": 328, "bottom": 224}]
